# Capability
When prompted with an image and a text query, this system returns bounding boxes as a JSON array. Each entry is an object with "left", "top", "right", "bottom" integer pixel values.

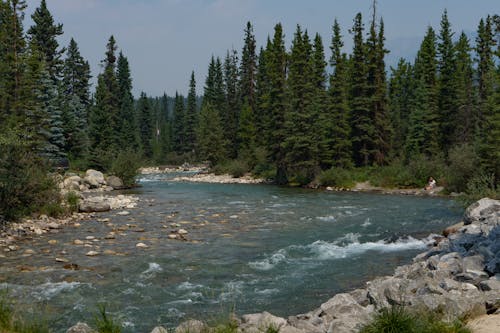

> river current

[{"left": 0, "top": 173, "right": 461, "bottom": 332}]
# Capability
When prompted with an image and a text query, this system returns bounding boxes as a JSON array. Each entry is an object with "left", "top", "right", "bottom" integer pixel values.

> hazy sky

[{"left": 24, "top": 0, "right": 499, "bottom": 97}]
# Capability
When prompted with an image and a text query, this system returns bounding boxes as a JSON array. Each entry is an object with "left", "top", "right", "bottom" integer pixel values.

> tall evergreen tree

[
  {"left": 223, "top": 49, "right": 240, "bottom": 158},
  {"left": 254, "top": 44, "right": 271, "bottom": 148},
  {"left": 284, "top": 26, "right": 317, "bottom": 183},
  {"left": 409, "top": 26, "right": 439, "bottom": 157},
  {"left": 267, "top": 23, "right": 288, "bottom": 184},
  {"left": 453, "top": 32, "right": 476, "bottom": 145},
  {"left": 61, "top": 38, "right": 91, "bottom": 159},
  {"left": 184, "top": 71, "right": 198, "bottom": 154},
  {"left": 87, "top": 36, "right": 120, "bottom": 168},
  {"left": 172, "top": 92, "right": 185, "bottom": 153},
  {"left": 437, "top": 9, "right": 458, "bottom": 153},
  {"left": 27, "top": 0, "right": 63, "bottom": 80},
  {"left": 349, "top": 13, "right": 372, "bottom": 166},
  {"left": 117, "top": 51, "right": 138, "bottom": 150},
  {"left": 196, "top": 102, "right": 226, "bottom": 166},
  {"left": 137, "top": 92, "right": 153, "bottom": 158},
  {"left": 321, "top": 19, "right": 352, "bottom": 169},
  {"left": 240, "top": 21, "right": 257, "bottom": 112}
]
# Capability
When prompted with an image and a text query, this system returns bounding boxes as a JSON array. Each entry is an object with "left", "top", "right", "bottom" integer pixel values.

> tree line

[{"left": 1, "top": 0, "right": 499, "bottom": 197}]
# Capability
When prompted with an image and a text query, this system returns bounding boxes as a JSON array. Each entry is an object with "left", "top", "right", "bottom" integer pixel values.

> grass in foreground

[{"left": 360, "top": 306, "right": 471, "bottom": 333}]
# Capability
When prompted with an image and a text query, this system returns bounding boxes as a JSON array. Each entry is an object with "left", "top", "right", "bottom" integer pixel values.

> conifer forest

[{"left": 1, "top": 0, "right": 499, "bottom": 219}]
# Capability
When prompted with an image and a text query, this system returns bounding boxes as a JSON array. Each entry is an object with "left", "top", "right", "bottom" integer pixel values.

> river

[{"left": 0, "top": 172, "right": 462, "bottom": 332}]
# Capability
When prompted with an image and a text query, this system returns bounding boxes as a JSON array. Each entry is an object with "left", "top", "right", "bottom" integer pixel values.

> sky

[{"left": 23, "top": 0, "right": 499, "bottom": 97}]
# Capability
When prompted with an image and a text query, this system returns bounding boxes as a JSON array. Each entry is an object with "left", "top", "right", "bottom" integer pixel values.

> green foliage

[
  {"left": 0, "top": 291, "right": 50, "bottom": 333},
  {"left": 214, "top": 159, "right": 249, "bottom": 178},
  {"left": 65, "top": 191, "right": 80, "bottom": 212},
  {"left": 360, "top": 306, "right": 471, "bottom": 333},
  {"left": 94, "top": 304, "right": 121, "bottom": 333},
  {"left": 110, "top": 150, "right": 141, "bottom": 187},
  {"left": 0, "top": 139, "right": 61, "bottom": 221},
  {"left": 459, "top": 172, "right": 499, "bottom": 206},
  {"left": 445, "top": 144, "right": 478, "bottom": 193},
  {"left": 316, "top": 168, "right": 357, "bottom": 188},
  {"left": 406, "top": 154, "right": 446, "bottom": 188},
  {"left": 369, "top": 161, "right": 415, "bottom": 188}
]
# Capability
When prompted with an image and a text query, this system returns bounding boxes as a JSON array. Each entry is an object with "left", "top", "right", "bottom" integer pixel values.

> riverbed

[{"left": 0, "top": 172, "right": 462, "bottom": 332}]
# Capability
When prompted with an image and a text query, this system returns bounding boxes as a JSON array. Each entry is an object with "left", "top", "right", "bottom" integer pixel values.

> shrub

[
  {"left": 407, "top": 154, "right": 446, "bottom": 188},
  {"left": 0, "top": 142, "right": 61, "bottom": 221},
  {"left": 459, "top": 172, "right": 499, "bottom": 206},
  {"left": 316, "top": 168, "right": 357, "bottom": 188},
  {"left": 445, "top": 144, "right": 479, "bottom": 193},
  {"left": 370, "top": 161, "right": 414, "bottom": 188},
  {"left": 0, "top": 291, "right": 50, "bottom": 333},
  {"left": 65, "top": 191, "right": 80, "bottom": 213},
  {"left": 110, "top": 150, "right": 142, "bottom": 187},
  {"left": 94, "top": 305, "right": 121, "bottom": 333},
  {"left": 214, "top": 159, "right": 249, "bottom": 178}
]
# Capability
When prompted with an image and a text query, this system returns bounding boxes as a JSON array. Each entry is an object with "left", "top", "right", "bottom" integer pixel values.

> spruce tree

[
  {"left": 172, "top": 92, "right": 185, "bottom": 153},
  {"left": 27, "top": 0, "right": 63, "bottom": 80},
  {"left": 437, "top": 10, "right": 458, "bottom": 153},
  {"left": 284, "top": 26, "right": 317, "bottom": 183},
  {"left": 61, "top": 38, "right": 91, "bottom": 160},
  {"left": 184, "top": 71, "right": 198, "bottom": 154},
  {"left": 137, "top": 92, "right": 153, "bottom": 158},
  {"left": 254, "top": 44, "right": 271, "bottom": 148},
  {"left": 240, "top": 21, "right": 257, "bottom": 112},
  {"left": 196, "top": 103, "right": 226, "bottom": 166},
  {"left": 117, "top": 51, "right": 138, "bottom": 150},
  {"left": 223, "top": 49, "right": 240, "bottom": 158},
  {"left": 349, "top": 13, "right": 372, "bottom": 166},
  {"left": 321, "top": 19, "right": 352, "bottom": 169},
  {"left": 453, "top": 32, "right": 476, "bottom": 145},
  {"left": 410, "top": 26, "right": 439, "bottom": 158},
  {"left": 267, "top": 23, "right": 288, "bottom": 184}
]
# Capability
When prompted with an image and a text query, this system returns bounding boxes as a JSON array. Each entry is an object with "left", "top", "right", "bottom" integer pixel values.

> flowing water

[{"left": 0, "top": 173, "right": 461, "bottom": 332}]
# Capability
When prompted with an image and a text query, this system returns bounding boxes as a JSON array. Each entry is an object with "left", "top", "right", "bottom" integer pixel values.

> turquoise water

[{"left": 0, "top": 173, "right": 461, "bottom": 332}]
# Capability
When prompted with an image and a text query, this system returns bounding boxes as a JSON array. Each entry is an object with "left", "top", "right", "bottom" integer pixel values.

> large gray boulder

[
  {"left": 66, "top": 322, "right": 97, "bottom": 333},
  {"left": 175, "top": 320, "right": 206, "bottom": 333},
  {"left": 63, "top": 176, "right": 82, "bottom": 191},
  {"left": 151, "top": 327, "right": 169, "bottom": 333},
  {"left": 84, "top": 169, "right": 106, "bottom": 188},
  {"left": 319, "top": 293, "right": 373, "bottom": 333},
  {"left": 240, "top": 312, "right": 287, "bottom": 332},
  {"left": 79, "top": 197, "right": 111, "bottom": 213},
  {"left": 464, "top": 198, "right": 500, "bottom": 225},
  {"left": 107, "top": 175, "right": 124, "bottom": 189}
]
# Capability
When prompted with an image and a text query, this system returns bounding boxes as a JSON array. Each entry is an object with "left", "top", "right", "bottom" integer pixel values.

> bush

[
  {"left": 370, "top": 161, "right": 414, "bottom": 188},
  {"left": 360, "top": 305, "right": 471, "bottom": 333},
  {"left": 0, "top": 291, "right": 50, "bottom": 333},
  {"left": 0, "top": 143, "right": 61, "bottom": 221},
  {"left": 445, "top": 144, "right": 479, "bottom": 193},
  {"left": 110, "top": 150, "right": 142, "bottom": 187},
  {"left": 407, "top": 154, "right": 446, "bottom": 188},
  {"left": 459, "top": 172, "right": 499, "bottom": 206},
  {"left": 316, "top": 168, "right": 357, "bottom": 188},
  {"left": 213, "top": 159, "right": 250, "bottom": 178}
]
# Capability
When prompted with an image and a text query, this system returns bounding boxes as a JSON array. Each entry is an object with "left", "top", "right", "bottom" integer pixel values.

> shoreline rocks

[{"left": 172, "top": 173, "right": 265, "bottom": 184}]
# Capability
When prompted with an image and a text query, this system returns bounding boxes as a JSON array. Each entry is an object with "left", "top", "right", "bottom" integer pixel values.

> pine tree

[
  {"left": 184, "top": 71, "right": 198, "bottom": 154},
  {"left": 27, "top": 0, "right": 63, "bottom": 80},
  {"left": 117, "top": 51, "right": 138, "bottom": 150},
  {"left": 0, "top": 0, "right": 27, "bottom": 124},
  {"left": 137, "top": 92, "right": 153, "bottom": 158},
  {"left": 240, "top": 21, "right": 257, "bottom": 112},
  {"left": 349, "top": 13, "right": 372, "bottom": 166},
  {"left": 321, "top": 19, "right": 352, "bottom": 169},
  {"left": 284, "top": 26, "right": 317, "bottom": 183},
  {"left": 254, "top": 44, "right": 271, "bottom": 148},
  {"left": 267, "top": 23, "right": 288, "bottom": 184},
  {"left": 196, "top": 102, "right": 226, "bottom": 166},
  {"left": 37, "top": 65, "right": 66, "bottom": 162},
  {"left": 437, "top": 10, "right": 458, "bottom": 153},
  {"left": 87, "top": 36, "right": 120, "bottom": 168},
  {"left": 409, "top": 26, "right": 439, "bottom": 157},
  {"left": 61, "top": 38, "right": 91, "bottom": 160},
  {"left": 223, "top": 49, "right": 240, "bottom": 158},
  {"left": 172, "top": 92, "right": 185, "bottom": 153},
  {"left": 453, "top": 32, "right": 476, "bottom": 145},
  {"left": 389, "top": 59, "right": 413, "bottom": 157}
]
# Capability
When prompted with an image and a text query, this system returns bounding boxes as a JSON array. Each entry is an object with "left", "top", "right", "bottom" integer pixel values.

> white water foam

[
  {"left": 28, "top": 281, "right": 82, "bottom": 301},
  {"left": 361, "top": 218, "right": 372, "bottom": 227},
  {"left": 316, "top": 215, "right": 336, "bottom": 222},
  {"left": 249, "top": 235, "right": 428, "bottom": 270},
  {"left": 140, "top": 262, "right": 163, "bottom": 279},
  {"left": 177, "top": 281, "right": 204, "bottom": 291}
]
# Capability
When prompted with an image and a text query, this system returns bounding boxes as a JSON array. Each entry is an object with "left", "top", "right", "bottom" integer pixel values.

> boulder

[
  {"left": 241, "top": 312, "right": 287, "bottom": 332},
  {"left": 84, "top": 169, "right": 106, "bottom": 188},
  {"left": 175, "top": 320, "right": 206, "bottom": 333},
  {"left": 464, "top": 198, "right": 500, "bottom": 225},
  {"left": 66, "top": 322, "right": 97, "bottom": 333},
  {"left": 107, "top": 176, "right": 124, "bottom": 189},
  {"left": 319, "top": 293, "right": 373, "bottom": 333},
  {"left": 151, "top": 327, "right": 168, "bottom": 333},
  {"left": 63, "top": 176, "right": 82, "bottom": 191},
  {"left": 79, "top": 197, "right": 111, "bottom": 213}
]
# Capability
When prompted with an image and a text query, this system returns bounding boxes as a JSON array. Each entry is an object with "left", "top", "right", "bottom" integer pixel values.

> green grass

[
  {"left": 360, "top": 306, "right": 471, "bottom": 333},
  {"left": 94, "top": 304, "right": 121, "bottom": 333},
  {"left": 0, "top": 291, "right": 50, "bottom": 333}
]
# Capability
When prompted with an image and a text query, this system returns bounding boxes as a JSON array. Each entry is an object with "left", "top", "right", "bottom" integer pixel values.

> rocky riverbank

[
  {"left": 0, "top": 169, "right": 139, "bottom": 255},
  {"left": 65, "top": 197, "right": 498, "bottom": 333}
]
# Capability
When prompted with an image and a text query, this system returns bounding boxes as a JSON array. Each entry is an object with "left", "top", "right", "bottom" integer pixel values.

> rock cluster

[
  {"left": 64, "top": 197, "right": 499, "bottom": 333},
  {"left": 172, "top": 173, "right": 264, "bottom": 184},
  {"left": 60, "top": 169, "right": 126, "bottom": 194}
]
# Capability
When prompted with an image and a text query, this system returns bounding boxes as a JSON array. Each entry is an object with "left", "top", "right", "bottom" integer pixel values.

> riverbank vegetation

[{"left": 1, "top": 0, "right": 499, "bottom": 222}]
